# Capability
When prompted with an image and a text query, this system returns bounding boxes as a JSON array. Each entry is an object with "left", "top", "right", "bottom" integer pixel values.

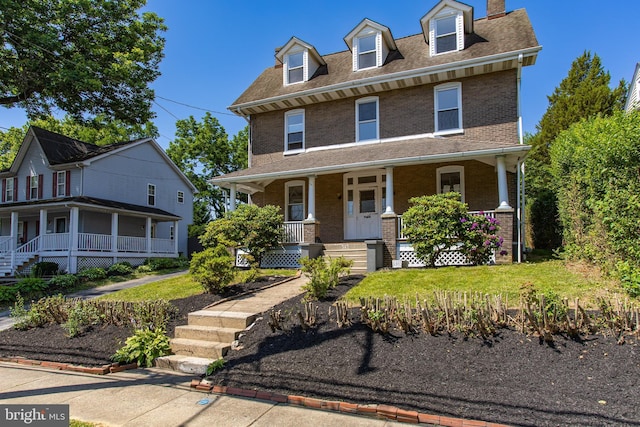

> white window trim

[
  {"left": 356, "top": 96, "right": 379, "bottom": 142},
  {"left": 147, "top": 183, "right": 156, "bottom": 206},
  {"left": 285, "top": 180, "right": 306, "bottom": 222},
  {"left": 284, "top": 109, "right": 305, "bottom": 154},
  {"left": 30, "top": 175, "right": 39, "bottom": 200},
  {"left": 177, "top": 191, "right": 184, "bottom": 204},
  {"left": 436, "top": 165, "right": 465, "bottom": 202},
  {"left": 56, "top": 171, "right": 66, "bottom": 197},
  {"left": 434, "top": 82, "right": 463, "bottom": 135},
  {"left": 284, "top": 50, "right": 305, "bottom": 86},
  {"left": 54, "top": 216, "right": 67, "bottom": 233},
  {"left": 355, "top": 32, "right": 379, "bottom": 71},
  {"left": 430, "top": 10, "right": 463, "bottom": 56},
  {"left": 5, "top": 177, "right": 14, "bottom": 202}
]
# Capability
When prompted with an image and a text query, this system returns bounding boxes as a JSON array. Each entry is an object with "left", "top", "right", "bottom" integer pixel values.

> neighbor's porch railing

[
  {"left": 4, "top": 232, "right": 175, "bottom": 254},
  {"left": 282, "top": 221, "right": 304, "bottom": 243},
  {"left": 397, "top": 210, "right": 496, "bottom": 240}
]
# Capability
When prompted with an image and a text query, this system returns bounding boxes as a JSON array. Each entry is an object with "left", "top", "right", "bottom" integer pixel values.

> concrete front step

[
  {"left": 188, "top": 310, "right": 257, "bottom": 329},
  {"left": 170, "top": 338, "right": 230, "bottom": 359},
  {"left": 155, "top": 355, "right": 217, "bottom": 375},
  {"left": 174, "top": 324, "right": 242, "bottom": 342},
  {"left": 323, "top": 242, "right": 367, "bottom": 251}
]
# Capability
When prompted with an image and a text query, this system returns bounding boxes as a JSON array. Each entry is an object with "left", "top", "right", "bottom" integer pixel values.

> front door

[{"left": 344, "top": 171, "right": 384, "bottom": 240}]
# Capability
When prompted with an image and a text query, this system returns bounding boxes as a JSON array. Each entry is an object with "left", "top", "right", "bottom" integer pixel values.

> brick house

[{"left": 212, "top": 0, "right": 540, "bottom": 271}]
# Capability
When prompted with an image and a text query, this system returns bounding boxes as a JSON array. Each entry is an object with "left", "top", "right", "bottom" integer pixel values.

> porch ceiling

[{"left": 212, "top": 136, "right": 530, "bottom": 193}]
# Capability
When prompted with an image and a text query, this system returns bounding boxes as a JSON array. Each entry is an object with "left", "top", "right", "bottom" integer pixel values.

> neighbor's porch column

[
  {"left": 384, "top": 166, "right": 395, "bottom": 215},
  {"left": 10, "top": 211, "right": 18, "bottom": 272},
  {"left": 146, "top": 217, "right": 152, "bottom": 254},
  {"left": 69, "top": 207, "right": 79, "bottom": 273},
  {"left": 39, "top": 209, "right": 47, "bottom": 237},
  {"left": 307, "top": 175, "right": 316, "bottom": 221},
  {"left": 111, "top": 213, "right": 118, "bottom": 253},
  {"left": 229, "top": 183, "right": 237, "bottom": 212},
  {"left": 496, "top": 155, "right": 511, "bottom": 210},
  {"left": 173, "top": 220, "right": 179, "bottom": 255}
]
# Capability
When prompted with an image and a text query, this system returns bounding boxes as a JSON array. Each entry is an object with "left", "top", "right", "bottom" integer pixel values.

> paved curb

[
  {"left": 0, "top": 356, "right": 138, "bottom": 375},
  {"left": 188, "top": 378, "right": 512, "bottom": 427}
]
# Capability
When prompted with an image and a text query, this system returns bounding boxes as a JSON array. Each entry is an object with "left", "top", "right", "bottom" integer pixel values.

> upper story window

[
  {"left": 286, "top": 51, "right": 304, "bottom": 84},
  {"left": 437, "top": 165, "right": 465, "bottom": 202},
  {"left": 3, "top": 177, "right": 15, "bottom": 202},
  {"left": 285, "top": 180, "right": 305, "bottom": 221},
  {"left": 28, "top": 174, "right": 42, "bottom": 200},
  {"left": 56, "top": 171, "right": 66, "bottom": 197},
  {"left": 147, "top": 183, "right": 156, "bottom": 206},
  {"left": 357, "top": 34, "right": 377, "bottom": 70},
  {"left": 177, "top": 191, "right": 184, "bottom": 204},
  {"left": 435, "top": 15, "right": 457, "bottom": 54},
  {"left": 434, "top": 83, "right": 462, "bottom": 134},
  {"left": 285, "top": 109, "right": 305, "bottom": 152},
  {"left": 356, "top": 97, "right": 379, "bottom": 141},
  {"left": 421, "top": 1, "right": 472, "bottom": 57}
]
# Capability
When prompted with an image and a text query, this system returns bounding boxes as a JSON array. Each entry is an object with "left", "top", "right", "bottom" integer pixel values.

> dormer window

[
  {"left": 286, "top": 51, "right": 304, "bottom": 84},
  {"left": 435, "top": 15, "right": 457, "bottom": 54},
  {"left": 421, "top": 0, "right": 473, "bottom": 57},
  {"left": 357, "top": 34, "right": 377, "bottom": 69}
]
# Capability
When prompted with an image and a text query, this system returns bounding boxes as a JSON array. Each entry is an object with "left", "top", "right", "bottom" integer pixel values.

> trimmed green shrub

[
  {"left": 77, "top": 267, "right": 107, "bottom": 282},
  {"left": 48, "top": 274, "right": 79, "bottom": 290},
  {"left": 190, "top": 244, "right": 235, "bottom": 293},
  {"left": 32, "top": 261, "right": 60, "bottom": 277},
  {"left": 0, "top": 285, "right": 18, "bottom": 305},
  {"left": 111, "top": 327, "right": 171, "bottom": 367},
  {"left": 143, "top": 257, "right": 189, "bottom": 271},
  {"left": 300, "top": 256, "right": 352, "bottom": 300},
  {"left": 15, "top": 277, "right": 48, "bottom": 299},
  {"left": 62, "top": 304, "right": 102, "bottom": 337},
  {"left": 107, "top": 262, "right": 134, "bottom": 277}
]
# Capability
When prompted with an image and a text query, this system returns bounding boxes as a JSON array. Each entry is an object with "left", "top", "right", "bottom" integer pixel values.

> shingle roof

[
  {"left": 31, "top": 126, "right": 142, "bottom": 165},
  {"left": 230, "top": 9, "right": 539, "bottom": 109}
]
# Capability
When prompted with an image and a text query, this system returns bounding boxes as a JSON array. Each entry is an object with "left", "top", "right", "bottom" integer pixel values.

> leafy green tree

[
  {"left": 166, "top": 114, "right": 248, "bottom": 226},
  {"left": 200, "top": 204, "right": 283, "bottom": 268},
  {"left": 0, "top": 115, "right": 158, "bottom": 167},
  {"left": 0, "top": 0, "right": 166, "bottom": 124},
  {"left": 526, "top": 52, "right": 627, "bottom": 249}
]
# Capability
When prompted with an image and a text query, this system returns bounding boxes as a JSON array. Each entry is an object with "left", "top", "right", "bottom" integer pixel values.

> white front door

[{"left": 344, "top": 171, "right": 384, "bottom": 240}]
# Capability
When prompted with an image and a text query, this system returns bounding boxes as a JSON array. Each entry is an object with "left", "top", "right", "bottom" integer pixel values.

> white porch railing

[
  {"left": 151, "top": 238, "right": 175, "bottom": 254},
  {"left": 397, "top": 210, "right": 496, "bottom": 240},
  {"left": 78, "top": 233, "right": 112, "bottom": 251},
  {"left": 117, "top": 236, "right": 147, "bottom": 252},
  {"left": 41, "top": 233, "right": 71, "bottom": 251},
  {"left": 282, "top": 221, "right": 304, "bottom": 243}
]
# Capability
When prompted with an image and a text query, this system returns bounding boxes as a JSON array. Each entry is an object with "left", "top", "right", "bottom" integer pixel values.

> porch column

[
  {"left": 229, "top": 183, "right": 237, "bottom": 212},
  {"left": 146, "top": 217, "right": 152, "bottom": 254},
  {"left": 496, "top": 155, "right": 511, "bottom": 210},
  {"left": 306, "top": 175, "right": 316, "bottom": 221},
  {"left": 69, "top": 207, "right": 79, "bottom": 273},
  {"left": 111, "top": 213, "right": 118, "bottom": 253},
  {"left": 173, "top": 220, "right": 179, "bottom": 255},
  {"left": 384, "top": 167, "right": 395, "bottom": 215},
  {"left": 39, "top": 209, "right": 47, "bottom": 237},
  {"left": 10, "top": 211, "right": 18, "bottom": 272}
]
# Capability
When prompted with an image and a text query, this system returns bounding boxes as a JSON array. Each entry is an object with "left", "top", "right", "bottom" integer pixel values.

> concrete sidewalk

[
  {"left": 0, "top": 362, "right": 395, "bottom": 426},
  {"left": 0, "top": 271, "right": 188, "bottom": 332}
]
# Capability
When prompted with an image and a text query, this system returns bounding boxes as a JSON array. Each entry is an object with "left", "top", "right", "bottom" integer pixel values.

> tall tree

[
  {"left": 0, "top": 115, "right": 159, "bottom": 168},
  {"left": 166, "top": 113, "right": 248, "bottom": 231},
  {"left": 526, "top": 52, "right": 627, "bottom": 249},
  {"left": 0, "top": 0, "right": 166, "bottom": 124}
]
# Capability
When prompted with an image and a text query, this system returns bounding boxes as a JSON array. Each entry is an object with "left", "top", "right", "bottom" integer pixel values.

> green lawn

[
  {"left": 98, "top": 269, "right": 297, "bottom": 302},
  {"left": 344, "top": 260, "right": 624, "bottom": 307}
]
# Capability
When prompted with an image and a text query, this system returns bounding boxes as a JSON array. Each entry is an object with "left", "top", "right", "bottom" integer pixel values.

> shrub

[
  {"left": 300, "top": 256, "right": 352, "bottom": 300},
  {"left": 48, "top": 274, "right": 79, "bottom": 290},
  {"left": 107, "top": 262, "right": 134, "bottom": 277},
  {"left": 0, "top": 285, "right": 18, "bottom": 305},
  {"left": 190, "top": 245, "right": 235, "bottom": 293},
  {"left": 111, "top": 327, "right": 171, "bottom": 368},
  {"left": 130, "top": 299, "right": 177, "bottom": 330},
  {"left": 32, "top": 262, "right": 60, "bottom": 277},
  {"left": 459, "top": 213, "right": 505, "bottom": 265},
  {"left": 62, "top": 304, "right": 102, "bottom": 337},
  {"left": 11, "top": 294, "right": 68, "bottom": 330},
  {"left": 615, "top": 261, "right": 640, "bottom": 298},
  {"left": 77, "top": 267, "right": 107, "bottom": 282},
  {"left": 143, "top": 257, "right": 189, "bottom": 271},
  {"left": 15, "top": 277, "right": 48, "bottom": 299}
]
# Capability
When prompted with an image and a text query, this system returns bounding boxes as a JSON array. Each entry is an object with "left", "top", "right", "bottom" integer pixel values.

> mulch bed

[{"left": 1, "top": 275, "right": 639, "bottom": 426}]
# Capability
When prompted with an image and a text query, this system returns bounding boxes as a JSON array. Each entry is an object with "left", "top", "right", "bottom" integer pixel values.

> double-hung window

[
  {"left": 285, "top": 181, "right": 305, "bottom": 222},
  {"left": 356, "top": 97, "right": 378, "bottom": 141},
  {"left": 357, "top": 34, "right": 377, "bottom": 70},
  {"left": 434, "top": 83, "right": 462, "bottom": 134},
  {"left": 30, "top": 175, "right": 39, "bottom": 200},
  {"left": 148, "top": 184, "right": 156, "bottom": 206},
  {"left": 177, "top": 191, "right": 184, "bottom": 204},
  {"left": 56, "top": 171, "right": 66, "bottom": 197},
  {"left": 285, "top": 110, "right": 304, "bottom": 152},
  {"left": 434, "top": 15, "right": 457, "bottom": 54},
  {"left": 5, "top": 178, "right": 14, "bottom": 202},
  {"left": 286, "top": 52, "right": 304, "bottom": 85},
  {"left": 437, "top": 166, "right": 465, "bottom": 201}
]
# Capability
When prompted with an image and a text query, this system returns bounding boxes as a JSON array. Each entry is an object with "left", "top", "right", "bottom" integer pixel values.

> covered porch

[{"left": 0, "top": 196, "right": 180, "bottom": 275}]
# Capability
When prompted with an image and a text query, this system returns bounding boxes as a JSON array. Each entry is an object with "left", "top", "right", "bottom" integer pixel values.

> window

[
  {"left": 4, "top": 178, "right": 14, "bottom": 202},
  {"left": 55, "top": 217, "right": 67, "bottom": 233},
  {"left": 357, "top": 34, "right": 377, "bottom": 69},
  {"left": 356, "top": 98, "right": 378, "bottom": 141},
  {"left": 147, "top": 184, "right": 156, "bottom": 206},
  {"left": 30, "top": 175, "right": 39, "bottom": 200},
  {"left": 435, "top": 15, "right": 457, "bottom": 54},
  {"left": 285, "top": 110, "right": 304, "bottom": 151},
  {"left": 285, "top": 181, "right": 305, "bottom": 221},
  {"left": 56, "top": 171, "right": 66, "bottom": 197},
  {"left": 286, "top": 51, "right": 304, "bottom": 85},
  {"left": 170, "top": 225, "right": 175, "bottom": 240},
  {"left": 435, "top": 83, "right": 462, "bottom": 133},
  {"left": 437, "top": 166, "right": 465, "bottom": 201},
  {"left": 177, "top": 191, "right": 184, "bottom": 204}
]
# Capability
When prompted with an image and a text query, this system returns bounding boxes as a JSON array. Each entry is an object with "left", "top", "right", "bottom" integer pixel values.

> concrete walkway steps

[
  {"left": 323, "top": 242, "right": 367, "bottom": 274},
  {"left": 157, "top": 275, "right": 308, "bottom": 374}
]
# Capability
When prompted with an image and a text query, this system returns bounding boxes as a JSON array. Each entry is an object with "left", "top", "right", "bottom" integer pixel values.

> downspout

[
  {"left": 235, "top": 107, "right": 252, "bottom": 205},
  {"left": 516, "top": 53, "right": 524, "bottom": 263}
]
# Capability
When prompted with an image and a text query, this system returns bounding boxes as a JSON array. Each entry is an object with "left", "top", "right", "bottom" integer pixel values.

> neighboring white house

[
  {"left": 626, "top": 62, "right": 640, "bottom": 112},
  {"left": 0, "top": 127, "right": 196, "bottom": 275}
]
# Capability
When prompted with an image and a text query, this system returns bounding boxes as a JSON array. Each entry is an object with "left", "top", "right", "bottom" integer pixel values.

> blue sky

[{"left": 2, "top": 0, "right": 638, "bottom": 149}]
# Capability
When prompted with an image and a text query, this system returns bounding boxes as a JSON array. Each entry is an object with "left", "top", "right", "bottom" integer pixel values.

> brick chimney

[{"left": 487, "top": 0, "right": 506, "bottom": 19}]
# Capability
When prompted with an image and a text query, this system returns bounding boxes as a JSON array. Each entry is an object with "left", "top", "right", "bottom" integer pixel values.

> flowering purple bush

[{"left": 459, "top": 213, "right": 506, "bottom": 265}]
